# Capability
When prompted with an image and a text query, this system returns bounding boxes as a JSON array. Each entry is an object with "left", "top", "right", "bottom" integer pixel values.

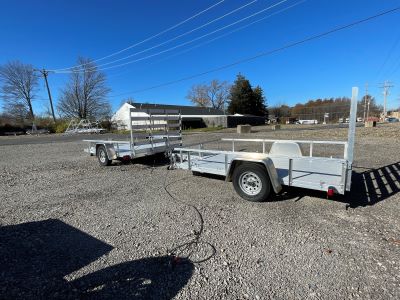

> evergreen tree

[
  {"left": 227, "top": 74, "right": 267, "bottom": 116},
  {"left": 253, "top": 86, "right": 268, "bottom": 118}
]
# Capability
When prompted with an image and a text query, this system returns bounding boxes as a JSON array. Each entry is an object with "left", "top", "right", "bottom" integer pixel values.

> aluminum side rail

[
  {"left": 221, "top": 138, "right": 348, "bottom": 159},
  {"left": 83, "top": 140, "right": 130, "bottom": 144}
]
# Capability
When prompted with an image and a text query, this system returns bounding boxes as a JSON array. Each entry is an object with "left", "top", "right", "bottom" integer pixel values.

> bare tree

[
  {"left": 268, "top": 103, "right": 291, "bottom": 123},
  {"left": 186, "top": 79, "right": 230, "bottom": 110},
  {"left": 57, "top": 57, "right": 111, "bottom": 120},
  {"left": 121, "top": 97, "right": 136, "bottom": 106},
  {"left": 0, "top": 61, "right": 38, "bottom": 120}
]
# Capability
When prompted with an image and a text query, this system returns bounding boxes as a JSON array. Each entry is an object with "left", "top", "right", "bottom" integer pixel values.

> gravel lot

[{"left": 1, "top": 123, "right": 399, "bottom": 299}]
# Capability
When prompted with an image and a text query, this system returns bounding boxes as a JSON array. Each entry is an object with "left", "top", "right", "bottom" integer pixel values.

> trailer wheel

[
  {"left": 232, "top": 163, "right": 270, "bottom": 202},
  {"left": 97, "top": 145, "right": 111, "bottom": 166}
]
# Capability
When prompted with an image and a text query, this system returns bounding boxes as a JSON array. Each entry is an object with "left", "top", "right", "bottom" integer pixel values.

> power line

[
  {"left": 374, "top": 32, "right": 400, "bottom": 81},
  {"left": 146, "top": 0, "right": 306, "bottom": 68},
  {"left": 109, "top": 6, "right": 400, "bottom": 98},
  {"left": 60, "top": 0, "right": 260, "bottom": 72},
  {"left": 106, "top": 0, "right": 305, "bottom": 80},
  {"left": 94, "top": 0, "right": 288, "bottom": 72},
  {"left": 51, "top": 0, "right": 226, "bottom": 71},
  {"left": 54, "top": 0, "right": 289, "bottom": 73},
  {"left": 387, "top": 56, "right": 400, "bottom": 76}
]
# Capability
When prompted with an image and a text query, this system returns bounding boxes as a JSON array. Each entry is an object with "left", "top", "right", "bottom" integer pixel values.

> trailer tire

[
  {"left": 232, "top": 163, "right": 270, "bottom": 202},
  {"left": 97, "top": 145, "right": 111, "bottom": 166}
]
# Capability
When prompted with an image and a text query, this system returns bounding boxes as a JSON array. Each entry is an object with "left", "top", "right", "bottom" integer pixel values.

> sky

[{"left": 1, "top": 0, "right": 400, "bottom": 115}]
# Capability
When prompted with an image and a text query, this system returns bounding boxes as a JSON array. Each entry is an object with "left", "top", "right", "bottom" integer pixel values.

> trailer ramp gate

[{"left": 84, "top": 108, "right": 182, "bottom": 160}]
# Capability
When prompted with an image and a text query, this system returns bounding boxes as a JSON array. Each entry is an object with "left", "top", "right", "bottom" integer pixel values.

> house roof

[{"left": 131, "top": 102, "right": 224, "bottom": 116}]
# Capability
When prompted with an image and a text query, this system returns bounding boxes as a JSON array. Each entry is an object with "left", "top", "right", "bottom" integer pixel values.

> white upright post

[
  {"left": 346, "top": 87, "right": 358, "bottom": 164},
  {"left": 129, "top": 108, "right": 134, "bottom": 156}
]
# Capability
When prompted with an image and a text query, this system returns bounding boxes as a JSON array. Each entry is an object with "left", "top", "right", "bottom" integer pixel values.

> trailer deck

[{"left": 83, "top": 109, "right": 182, "bottom": 165}]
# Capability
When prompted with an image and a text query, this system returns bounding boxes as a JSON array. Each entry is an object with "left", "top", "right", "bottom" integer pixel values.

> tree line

[
  {"left": 186, "top": 75, "right": 386, "bottom": 123},
  {"left": 0, "top": 57, "right": 385, "bottom": 133},
  {"left": 269, "top": 96, "right": 382, "bottom": 123}
]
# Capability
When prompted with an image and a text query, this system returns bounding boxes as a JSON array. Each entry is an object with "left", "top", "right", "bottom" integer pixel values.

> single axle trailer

[
  {"left": 84, "top": 88, "right": 358, "bottom": 202},
  {"left": 84, "top": 108, "right": 182, "bottom": 166},
  {"left": 172, "top": 138, "right": 351, "bottom": 202},
  {"left": 170, "top": 87, "right": 358, "bottom": 202}
]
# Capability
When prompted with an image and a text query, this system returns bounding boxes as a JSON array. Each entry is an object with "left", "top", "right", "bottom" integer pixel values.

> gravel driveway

[{"left": 1, "top": 123, "right": 399, "bottom": 299}]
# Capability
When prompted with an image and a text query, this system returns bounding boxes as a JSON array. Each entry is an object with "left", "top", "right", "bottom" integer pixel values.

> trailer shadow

[
  {"left": 0, "top": 219, "right": 194, "bottom": 299},
  {"left": 343, "top": 161, "right": 400, "bottom": 209},
  {"left": 278, "top": 161, "right": 400, "bottom": 209},
  {"left": 129, "top": 154, "right": 399, "bottom": 210},
  {"left": 131, "top": 152, "right": 171, "bottom": 167}
]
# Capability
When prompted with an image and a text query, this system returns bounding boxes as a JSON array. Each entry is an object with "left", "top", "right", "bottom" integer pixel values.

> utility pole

[
  {"left": 363, "top": 82, "right": 368, "bottom": 122},
  {"left": 379, "top": 80, "right": 394, "bottom": 118},
  {"left": 323, "top": 113, "right": 329, "bottom": 124},
  {"left": 35, "top": 68, "right": 56, "bottom": 122},
  {"left": 398, "top": 96, "right": 400, "bottom": 111}
]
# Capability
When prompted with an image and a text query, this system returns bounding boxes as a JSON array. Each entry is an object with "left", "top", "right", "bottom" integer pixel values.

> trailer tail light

[
  {"left": 327, "top": 188, "right": 335, "bottom": 198},
  {"left": 122, "top": 155, "right": 131, "bottom": 161}
]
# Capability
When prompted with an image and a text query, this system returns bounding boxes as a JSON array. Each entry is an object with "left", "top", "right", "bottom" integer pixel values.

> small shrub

[
  {"left": 55, "top": 121, "right": 69, "bottom": 133},
  {"left": 99, "top": 120, "right": 112, "bottom": 131}
]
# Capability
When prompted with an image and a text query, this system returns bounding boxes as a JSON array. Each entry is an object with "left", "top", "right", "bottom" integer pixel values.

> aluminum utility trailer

[
  {"left": 171, "top": 88, "right": 359, "bottom": 202},
  {"left": 84, "top": 108, "right": 182, "bottom": 166}
]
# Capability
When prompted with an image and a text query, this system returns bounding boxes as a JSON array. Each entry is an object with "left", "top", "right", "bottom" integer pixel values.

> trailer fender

[
  {"left": 96, "top": 143, "right": 117, "bottom": 160},
  {"left": 226, "top": 158, "right": 282, "bottom": 194}
]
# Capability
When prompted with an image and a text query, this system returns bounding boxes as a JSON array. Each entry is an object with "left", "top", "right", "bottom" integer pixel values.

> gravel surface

[{"left": 1, "top": 123, "right": 399, "bottom": 299}]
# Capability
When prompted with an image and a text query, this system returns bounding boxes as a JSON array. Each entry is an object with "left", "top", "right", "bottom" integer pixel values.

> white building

[
  {"left": 111, "top": 102, "right": 134, "bottom": 130},
  {"left": 111, "top": 102, "right": 168, "bottom": 130},
  {"left": 112, "top": 102, "right": 265, "bottom": 129}
]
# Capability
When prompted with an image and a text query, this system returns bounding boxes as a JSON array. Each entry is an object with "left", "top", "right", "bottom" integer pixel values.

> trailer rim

[
  {"left": 232, "top": 163, "right": 271, "bottom": 202},
  {"left": 97, "top": 145, "right": 112, "bottom": 166},
  {"left": 239, "top": 171, "right": 263, "bottom": 196},
  {"left": 99, "top": 150, "right": 107, "bottom": 163}
]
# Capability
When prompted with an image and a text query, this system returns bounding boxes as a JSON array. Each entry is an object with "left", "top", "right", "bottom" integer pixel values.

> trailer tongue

[{"left": 83, "top": 88, "right": 359, "bottom": 202}]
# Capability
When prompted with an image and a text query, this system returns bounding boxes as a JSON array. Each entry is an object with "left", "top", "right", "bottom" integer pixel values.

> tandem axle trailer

[{"left": 84, "top": 88, "right": 359, "bottom": 202}]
